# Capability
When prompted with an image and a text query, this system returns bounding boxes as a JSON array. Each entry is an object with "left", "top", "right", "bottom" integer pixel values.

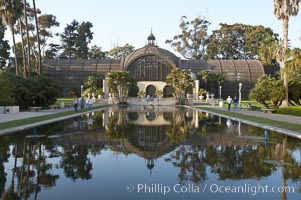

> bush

[{"left": 275, "top": 107, "right": 301, "bottom": 116}]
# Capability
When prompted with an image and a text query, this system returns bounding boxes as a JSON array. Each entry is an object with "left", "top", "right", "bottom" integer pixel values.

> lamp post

[
  {"left": 219, "top": 85, "right": 222, "bottom": 99},
  {"left": 80, "top": 85, "right": 83, "bottom": 97},
  {"left": 239, "top": 82, "right": 242, "bottom": 108}
]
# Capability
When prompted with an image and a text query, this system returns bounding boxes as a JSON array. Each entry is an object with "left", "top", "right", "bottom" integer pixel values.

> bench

[
  {"left": 48, "top": 105, "right": 59, "bottom": 110},
  {"left": 28, "top": 107, "right": 42, "bottom": 112},
  {"left": 261, "top": 108, "right": 275, "bottom": 114}
]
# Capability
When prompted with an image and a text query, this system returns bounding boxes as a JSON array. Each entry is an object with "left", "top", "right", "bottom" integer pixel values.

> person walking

[
  {"left": 73, "top": 96, "right": 79, "bottom": 112},
  {"left": 87, "top": 96, "right": 93, "bottom": 110},
  {"left": 226, "top": 96, "right": 232, "bottom": 111},
  {"left": 233, "top": 96, "right": 238, "bottom": 110}
]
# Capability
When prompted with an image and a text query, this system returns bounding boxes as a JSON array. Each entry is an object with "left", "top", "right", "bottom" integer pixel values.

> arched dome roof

[{"left": 123, "top": 44, "right": 180, "bottom": 70}]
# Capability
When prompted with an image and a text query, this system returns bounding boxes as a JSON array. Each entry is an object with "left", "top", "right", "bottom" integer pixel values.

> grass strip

[
  {"left": 195, "top": 106, "right": 301, "bottom": 132},
  {"left": 0, "top": 105, "right": 110, "bottom": 130}
]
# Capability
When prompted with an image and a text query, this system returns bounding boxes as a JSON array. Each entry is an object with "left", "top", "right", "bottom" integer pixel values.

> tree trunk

[
  {"left": 280, "top": 17, "right": 289, "bottom": 107},
  {"left": 24, "top": 0, "right": 31, "bottom": 79},
  {"left": 11, "top": 29, "right": 19, "bottom": 76},
  {"left": 19, "top": 19, "right": 27, "bottom": 78},
  {"left": 33, "top": 0, "right": 41, "bottom": 75}
]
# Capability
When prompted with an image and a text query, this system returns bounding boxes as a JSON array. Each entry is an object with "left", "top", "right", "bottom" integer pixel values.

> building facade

[{"left": 42, "top": 33, "right": 265, "bottom": 99}]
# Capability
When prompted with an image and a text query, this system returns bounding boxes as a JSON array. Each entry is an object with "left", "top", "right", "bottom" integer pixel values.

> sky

[{"left": 4, "top": 0, "right": 301, "bottom": 57}]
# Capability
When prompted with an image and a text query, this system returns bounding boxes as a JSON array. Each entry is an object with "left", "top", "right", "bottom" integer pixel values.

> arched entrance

[
  {"left": 146, "top": 85, "right": 156, "bottom": 96},
  {"left": 163, "top": 85, "right": 173, "bottom": 97},
  {"left": 128, "top": 85, "right": 139, "bottom": 97}
]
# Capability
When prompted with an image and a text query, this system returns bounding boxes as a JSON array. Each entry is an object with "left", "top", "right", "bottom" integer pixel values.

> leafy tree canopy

[
  {"left": 105, "top": 71, "right": 136, "bottom": 104},
  {"left": 205, "top": 23, "right": 279, "bottom": 60},
  {"left": 60, "top": 20, "right": 93, "bottom": 59},
  {"left": 108, "top": 43, "right": 135, "bottom": 60},
  {"left": 166, "top": 15, "right": 210, "bottom": 59},
  {"left": 166, "top": 68, "right": 195, "bottom": 105},
  {"left": 0, "top": 18, "right": 10, "bottom": 69},
  {"left": 249, "top": 74, "right": 284, "bottom": 108}
]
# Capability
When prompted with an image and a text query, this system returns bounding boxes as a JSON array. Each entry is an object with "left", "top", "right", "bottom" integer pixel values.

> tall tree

[
  {"left": 60, "top": 20, "right": 93, "bottom": 59},
  {"left": 24, "top": 0, "right": 31, "bottom": 78},
  {"left": 0, "top": 18, "right": 10, "bottom": 70},
  {"left": 108, "top": 43, "right": 135, "bottom": 60},
  {"left": 273, "top": 0, "right": 300, "bottom": 107},
  {"left": 32, "top": 0, "right": 41, "bottom": 74},
  {"left": 166, "top": 15, "right": 210, "bottom": 59},
  {"left": 60, "top": 20, "right": 79, "bottom": 58},
  {"left": 44, "top": 43, "right": 60, "bottom": 59},
  {"left": 75, "top": 21, "right": 93, "bottom": 59},
  {"left": 23, "top": 0, "right": 32, "bottom": 78},
  {"left": 283, "top": 48, "right": 301, "bottom": 104},
  {"left": 258, "top": 33, "right": 278, "bottom": 66},
  {"left": 38, "top": 14, "right": 59, "bottom": 58},
  {"left": 0, "top": 0, "right": 23, "bottom": 75},
  {"left": 18, "top": 18, "right": 27, "bottom": 77},
  {"left": 88, "top": 45, "right": 106, "bottom": 59},
  {"left": 206, "top": 23, "right": 279, "bottom": 60}
]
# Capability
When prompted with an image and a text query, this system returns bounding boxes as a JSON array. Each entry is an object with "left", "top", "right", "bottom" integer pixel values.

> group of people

[
  {"left": 73, "top": 95, "right": 94, "bottom": 112},
  {"left": 226, "top": 96, "right": 239, "bottom": 111}
]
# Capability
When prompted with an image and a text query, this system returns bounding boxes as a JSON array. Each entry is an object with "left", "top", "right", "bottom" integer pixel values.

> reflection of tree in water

[
  {"left": 0, "top": 133, "right": 60, "bottom": 200},
  {"left": 60, "top": 145, "right": 92, "bottom": 181},
  {"left": 164, "top": 114, "right": 301, "bottom": 190},
  {"left": 166, "top": 107, "right": 195, "bottom": 143},
  {"left": 105, "top": 108, "right": 134, "bottom": 139},
  {"left": 206, "top": 145, "right": 273, "bottom": 179},
  {"left": 165, "top": 145, "right": 207, "bottom": 184},
  {"left": 2, "top": 108, "right": 301, "bottom": 199},
  {"left": 0, "top": 138, "right": 9, "bottom": 195}
]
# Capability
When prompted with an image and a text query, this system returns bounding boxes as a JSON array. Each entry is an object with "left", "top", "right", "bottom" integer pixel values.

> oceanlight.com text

[{"left": 125, "top": 183, "right": 295, "bottom": 196}]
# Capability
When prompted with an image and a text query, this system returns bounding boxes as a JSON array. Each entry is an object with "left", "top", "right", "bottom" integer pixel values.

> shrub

[{"left": 275, "top": 107, "right": 301, "bottom": 116}]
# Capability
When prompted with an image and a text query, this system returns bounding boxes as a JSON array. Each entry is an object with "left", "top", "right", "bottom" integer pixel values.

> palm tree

[
  {"left": 258, "top": 33, "right": 278, "bottom": 66},
  {"left": 273, "top": 0, "right": 300, "bottom": 107},
  {"left": 0, "top": 0, "right": 23, "bottom": 75},
  {"left": 197, "top": 70, "right": 210, "bottom": 91}
]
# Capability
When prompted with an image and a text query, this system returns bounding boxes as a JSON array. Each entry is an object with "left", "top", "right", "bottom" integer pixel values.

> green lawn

[
  {"left": 194, "top": 106, "right": 301, "bottom": 132},
  {"left": 0, "top": 104, "right": 110, "bottom": 130}
]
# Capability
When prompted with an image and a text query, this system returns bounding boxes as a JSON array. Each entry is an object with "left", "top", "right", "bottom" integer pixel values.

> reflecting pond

[{"left": 0, "top": 106, "right": 301, "bottom": 200}]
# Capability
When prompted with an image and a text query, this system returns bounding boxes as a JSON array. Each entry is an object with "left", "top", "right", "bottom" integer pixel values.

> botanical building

[{"left": 42, "top": 33, "right": 264, "bottom": 99}]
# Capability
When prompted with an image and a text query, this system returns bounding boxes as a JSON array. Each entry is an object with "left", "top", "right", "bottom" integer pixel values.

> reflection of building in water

[
  {"left": 123, "top": 126, "right": 175, "bottom": 175},
  {"left": 50, "top": 108, "right": 264, "bottom": 168},
  {"left": 103, "top": 106, "right": 199, "bottom": 128}
]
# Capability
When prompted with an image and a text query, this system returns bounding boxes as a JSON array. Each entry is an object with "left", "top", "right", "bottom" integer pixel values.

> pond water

[{"left": 0, "top": 106, "right": 301, "bottom": 200}]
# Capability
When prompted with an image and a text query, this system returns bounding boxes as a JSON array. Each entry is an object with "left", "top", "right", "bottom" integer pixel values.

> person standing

[
  {"left": 233, "top": 96, "right": 238, "bottom": 110},
  {"left": 73, "top": 96, "right": 79, "bottom": 112},
  {"left": 226, "top": 96, "right": 232, "bottom": 111},
  {"left": 80, "top": 96, "right": 85, "bottom": 111},
  {"left": 87, "top": 96, "right": 93, "bottom": 110}
]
